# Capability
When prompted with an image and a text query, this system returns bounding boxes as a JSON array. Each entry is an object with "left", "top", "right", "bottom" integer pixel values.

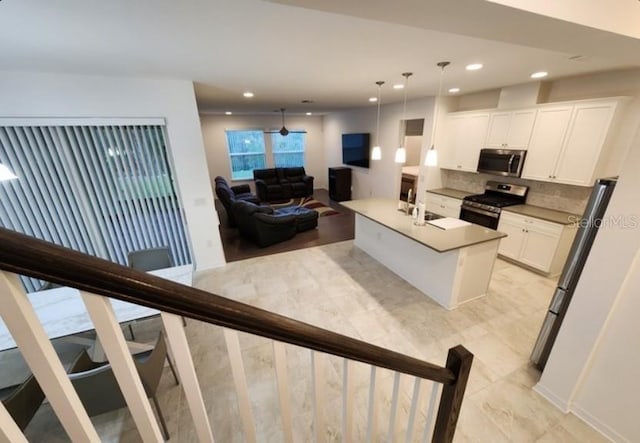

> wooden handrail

[{"left": 0, "top": 227, "right": 456, "bottom": 385}]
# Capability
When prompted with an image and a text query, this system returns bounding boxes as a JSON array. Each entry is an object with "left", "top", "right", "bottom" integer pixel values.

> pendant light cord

[
  {"left": 401, "top": 72, "right": 412, "bottom": 142},
  {"left": 375, "top": 81, "right": 384, "bottom": 146},
  {"left": 432, "top": 61, "right": 450, "bottom": 150}
]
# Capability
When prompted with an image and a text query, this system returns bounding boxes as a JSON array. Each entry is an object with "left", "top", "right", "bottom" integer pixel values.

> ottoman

[{"left": 275, "top": 206, "right": 319, "bottom": 232}]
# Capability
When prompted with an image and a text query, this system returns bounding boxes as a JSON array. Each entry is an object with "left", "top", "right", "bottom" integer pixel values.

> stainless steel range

[{"left": 460, "top": 181, "right": 529, "bottom": 229}]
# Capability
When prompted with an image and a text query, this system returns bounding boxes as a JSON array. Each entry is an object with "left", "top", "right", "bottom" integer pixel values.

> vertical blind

[{"left": 0, "top": 121, "right": 191, "bottom": 292}]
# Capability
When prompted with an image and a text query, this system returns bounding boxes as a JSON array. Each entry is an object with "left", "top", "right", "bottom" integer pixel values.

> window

[
  {"left": 271, "top": 132, "right": 305, "bottom": 168},
  {"left": 225, "top": 130, "right": 266, "bottom": 180}
]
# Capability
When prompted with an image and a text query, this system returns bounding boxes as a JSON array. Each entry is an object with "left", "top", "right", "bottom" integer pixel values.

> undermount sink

[{"left": 424, "top": 212, "right": 444, "bottom": 221}]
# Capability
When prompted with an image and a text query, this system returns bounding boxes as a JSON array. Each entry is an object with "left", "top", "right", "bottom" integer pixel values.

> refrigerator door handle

[
  {"left": 549, "top": 288, "right": 567, "bottom": 314},
  {"left": 531, "top": 312, "right": 557, "bottom": 366}
]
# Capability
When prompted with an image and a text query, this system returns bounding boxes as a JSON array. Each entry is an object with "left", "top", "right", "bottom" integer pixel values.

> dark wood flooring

[{"left": 217, "top": 189, "right": 355, "bottom": 262}]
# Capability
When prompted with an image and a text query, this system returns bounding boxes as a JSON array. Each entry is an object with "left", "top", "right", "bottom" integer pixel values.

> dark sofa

[
  {"left": 214, "top": 176, "right": 260, "bottom": 227},
  {"left": 231, "top": 200, "right": 318, "bottom": 247},
  {"left": 253, "top": 167, "right": 314, "bottom": 202}
]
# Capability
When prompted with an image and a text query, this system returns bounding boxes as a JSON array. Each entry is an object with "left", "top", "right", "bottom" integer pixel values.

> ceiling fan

[{"left": 264, "top": 108, "right": 307, "bottom": 136}]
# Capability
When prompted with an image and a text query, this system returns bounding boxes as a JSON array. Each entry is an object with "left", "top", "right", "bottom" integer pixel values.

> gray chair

[
  {"left": 0, "top": 374, "right": 45, "bottom": 431},
  {"left": 68, "top": 333, "right": 178, "bottom": 440},
  {"left": 126, "top": 247, "right": 178, "bottom": 335},
  {"left": 127, "top": 247, "right": 173, "bottom": 272}
]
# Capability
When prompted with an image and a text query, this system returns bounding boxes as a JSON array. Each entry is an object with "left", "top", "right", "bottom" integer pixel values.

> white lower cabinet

[
  {"left": 497, "top": 211, "right": 575, "bottom": 275},
  {"left": 425, "top": 193, "right": 462, "bottom": 218}
]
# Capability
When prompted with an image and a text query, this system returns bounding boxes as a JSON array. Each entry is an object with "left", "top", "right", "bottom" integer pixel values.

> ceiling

[{"left": 0, "top": 0, "right": 638, "bottom": 114}]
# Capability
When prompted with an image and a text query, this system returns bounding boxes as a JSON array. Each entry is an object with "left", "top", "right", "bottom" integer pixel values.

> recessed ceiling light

[
  {"left": 393, "top": 84, "right": 404, "bottom": 90},
  {"left": 465, "top": 63, "right": 483, "bottom": 71},
  {"left": 224, "top": 111, "right": 232, "bottom": 115},
  {"left": 306, "top": 112, "right": 312, "bottom": 116},
  {"left": 243, "top": 91, "right": 254, "bottom": 98},
  {"left": 448, "top": 88, "right": 460, "bottom": 94},
  {"left": 530, "top": 71, "right": 548, "bottom": 79},
  {"left": 369, "top": 97, "right": 378, "bottom": 102}
]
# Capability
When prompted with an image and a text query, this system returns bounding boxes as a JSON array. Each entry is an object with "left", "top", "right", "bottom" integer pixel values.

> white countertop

[{"left": 341, "top": 199, "right": 506, "bottom": 252}]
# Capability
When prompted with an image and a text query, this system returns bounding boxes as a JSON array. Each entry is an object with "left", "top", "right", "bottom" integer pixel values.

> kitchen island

[{"left": 341, "top": 199, "right": 507, "bottom": 309}]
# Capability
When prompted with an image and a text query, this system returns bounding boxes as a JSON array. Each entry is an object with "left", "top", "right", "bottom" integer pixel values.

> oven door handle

[{"left": 462, "top": 205, "right": 500, "bottom": 219}]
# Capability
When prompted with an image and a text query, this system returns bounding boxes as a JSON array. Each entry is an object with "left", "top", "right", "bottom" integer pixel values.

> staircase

[{"left": 0, "top": 227, "right": 473, "bottom": 442}]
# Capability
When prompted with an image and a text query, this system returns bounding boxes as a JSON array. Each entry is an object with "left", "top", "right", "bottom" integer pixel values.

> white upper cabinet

[
  {"left": 554, "top": 103, "right": 617, "bottom": 185},
  {"left": 441, "top": 112, "right": 490, "bottom": 172},
  {"left": 486, "top": 109, "right": 537, "bottom": 149},
  {"left": 522, "top": 99, "right": 621, "bottom": 186},
  {"left": 521, "top": 106, "right": 573, "bottom": 182}
]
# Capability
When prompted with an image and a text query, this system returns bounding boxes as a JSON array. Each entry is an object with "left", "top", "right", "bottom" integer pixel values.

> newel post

[{"left": 431, "top": 345, "right": 473, "bottom": 443}]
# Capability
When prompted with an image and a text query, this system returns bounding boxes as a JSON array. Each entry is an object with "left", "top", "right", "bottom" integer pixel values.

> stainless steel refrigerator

[{"left": 531, "top": 177, "right": 617, "bottom": 370}]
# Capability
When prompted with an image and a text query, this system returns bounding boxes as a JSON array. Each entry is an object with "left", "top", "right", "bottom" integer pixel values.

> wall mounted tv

[{"left": 342, "top": 133, "right": 370, "bottom": 168}]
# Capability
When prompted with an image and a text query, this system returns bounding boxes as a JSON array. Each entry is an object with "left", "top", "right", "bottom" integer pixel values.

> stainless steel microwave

[{"left": 477, "top": 148, "right": 527, "bottom": 177}]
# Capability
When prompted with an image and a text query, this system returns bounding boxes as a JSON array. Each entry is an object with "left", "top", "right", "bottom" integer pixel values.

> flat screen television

[{"left": 342, "top": 133, "right": 370, "bottom": 168}]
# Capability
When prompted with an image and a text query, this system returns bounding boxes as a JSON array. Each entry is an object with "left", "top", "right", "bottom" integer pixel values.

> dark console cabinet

[{"left": 328, "top": 167, "right": 351, "bottom": 201}]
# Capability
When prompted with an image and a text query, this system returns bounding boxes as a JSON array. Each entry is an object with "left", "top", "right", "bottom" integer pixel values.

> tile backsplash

[{"left": 441, "top": 169, "right": 593, "bottom": 215}]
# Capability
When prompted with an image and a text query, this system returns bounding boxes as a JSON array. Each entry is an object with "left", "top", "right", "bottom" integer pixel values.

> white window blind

[{"left": 0, "top": 122, "right": 191, "bottom": 291}]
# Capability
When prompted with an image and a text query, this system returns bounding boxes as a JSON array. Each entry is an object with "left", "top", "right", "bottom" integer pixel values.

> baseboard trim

[
  {"left": 534, "top": 383, "right": 627, "bottom": 442},
  {"left": 533, "top": 382, "right": 571, "bottom": 412},
  {"left": 572, "top": 404, "right": 627, "bottom": 443}
]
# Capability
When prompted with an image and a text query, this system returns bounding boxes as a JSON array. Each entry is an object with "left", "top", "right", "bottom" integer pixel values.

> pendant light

[
  {"left": 395, "top": 72, "right": 412, "bottom": 164},
  {"left": 371, "top": 81, "right": 384, "bottom": 160},
  {"left": 425, "top": 61, "right": 450, "bottom": 166},
  {"left": 0, "top": 164, "right": 18, "bottom": 181}
]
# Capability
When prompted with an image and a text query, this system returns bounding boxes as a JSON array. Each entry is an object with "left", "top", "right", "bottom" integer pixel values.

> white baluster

[
  {"left": 80, "top": 291, "right": 164, "bottom": 442},
  {"left": 223, "top": 328, "right": 256, "bottom": 443},
  {"left": 342, "top": 359, "right": 355, "bottom": 443},
  {"left": 404, "top": 377, "right": 421, "bottom": 443},
  {"left": 365, "top": 366, "right": 378, "bottom": 443},
  {"left": 0, "top": 272, "right": 100, "bottom": 442},
  {"left": 272, "top": 341, "right": 293, "bottom": 443},
  {"left": 0, "top": 401, "right": 28, "bottom": 443},
  {"left": 311, "top": 351, "right": 327, "bottom": 443},
  {"left": 161, "top": 312, "right": 215, "bottom": 443},
  {"left": 387, "top": 372, "right": 401, "bottom": 442},
  {"left": 421, "top": 383, "right": 442, "bottom": 443}
]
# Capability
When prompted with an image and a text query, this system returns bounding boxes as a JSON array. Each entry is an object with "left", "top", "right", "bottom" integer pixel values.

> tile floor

[{"left": 22, "top": 240, "right": 607, "bottom": 442}]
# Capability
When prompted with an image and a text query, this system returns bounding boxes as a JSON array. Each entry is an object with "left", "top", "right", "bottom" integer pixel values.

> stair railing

[{"left": 0, "top": 227, "right": 472, "bottom": 442}]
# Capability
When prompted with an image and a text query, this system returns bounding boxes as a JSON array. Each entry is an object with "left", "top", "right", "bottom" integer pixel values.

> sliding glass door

[{"left": 0, "top": 119, "right": 191, "bottom": 291}]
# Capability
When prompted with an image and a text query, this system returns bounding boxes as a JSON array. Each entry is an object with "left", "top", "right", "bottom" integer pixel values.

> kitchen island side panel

[
  {"left": 354, "top": 215, "right": 459, "bottom": 309},
  {"left": 353, "top": 214, "right": 499, "bottom": 309}
]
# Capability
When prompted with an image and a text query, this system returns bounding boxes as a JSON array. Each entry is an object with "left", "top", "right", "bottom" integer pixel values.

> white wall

[
  {"left": 199, "top": 113, "right": 325, "bottom": 191},
  {"left": 572, "top": 248, "right": 640, "bottom": 442},
  {"left": 323, "top": 97, "right": 436, "bottom": 200},
  {"left": 0, "top": 71, "right": 225, "bottom": 270},
  {"left": 536, "top": 124, "right": 640, "bottom": 441}
]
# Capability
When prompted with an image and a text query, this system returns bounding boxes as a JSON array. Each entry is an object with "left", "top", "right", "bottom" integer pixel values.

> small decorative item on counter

[
  {"left": 415, "top": 201, "right": 426, "bottom": 226},
  {"left": 412, "top": 206, "right": 418, "bottom": 219}
]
